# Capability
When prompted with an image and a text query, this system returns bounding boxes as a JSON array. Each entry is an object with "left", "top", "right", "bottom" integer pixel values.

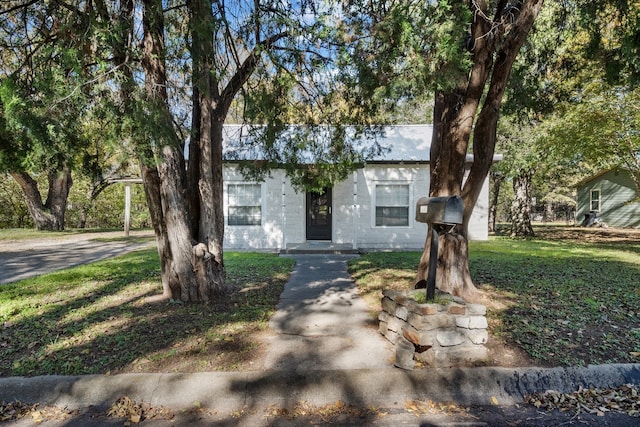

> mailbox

[
  {"left": 415, "top": 195, "right": 464, "bottom": 225},
  {"left": 415, "top": 195, "right": 465, "bottom": 301}
]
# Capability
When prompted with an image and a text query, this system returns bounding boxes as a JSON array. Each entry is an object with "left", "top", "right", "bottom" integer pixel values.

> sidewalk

[
  {"left": 1, "top": 254, "right": 639, "bottom": 426},
  {"left": 262, "top": 254, "right": 393, "bottom": 371}
]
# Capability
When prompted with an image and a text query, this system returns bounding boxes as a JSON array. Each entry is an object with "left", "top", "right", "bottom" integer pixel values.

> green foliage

[
  {"left": 234, "top": 0, "right": 475, "bottom": 191},
  {"left": 541, "top": 84, "right": 640, "bottom": 190},
  {"left": 497, "top": 0, "right": 624, "bottom": 224},
  {"left": 229, "top": 125, "right": 386, "bottom": 192},
  {"left": 578, "top": 0, "right": 640, "bottom": 86},
  {"left": 0, "top": 173, "right": 149, "bottom": 230},
  {"left": 505, "top": 0, "right": 590, "bottom": 118},
  {"left": 336, "top": 0, "right": 471, "bottom": 118},
  {"left": 0, "top": 38, "right": 89, "bottom": 173},
  {"left": 0, "top": 173, "right": 32, "bottom": 228},
  {"left": 65, "top": 179, "right": 150, "bottom": 229}
]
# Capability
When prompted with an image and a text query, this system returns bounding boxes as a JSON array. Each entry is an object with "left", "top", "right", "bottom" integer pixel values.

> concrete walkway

[{"left": 263, "top": 254, "right": 393, "bottom": 371}]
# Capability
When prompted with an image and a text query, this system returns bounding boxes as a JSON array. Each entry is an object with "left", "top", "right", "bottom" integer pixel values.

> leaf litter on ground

[
  {"left": 525, "top": 384, "right": 639, "bottom": 417},
  {"left": 0, "top": 400, "right": 78, "bottom": 423}
]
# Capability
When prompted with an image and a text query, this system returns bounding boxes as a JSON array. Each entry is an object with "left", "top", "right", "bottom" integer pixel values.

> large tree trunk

[
  {"left": 510, "top": 169, "right": 535, "bottom": 237},
  {"left": 140, "top": 0, "right": 229, "bottom": 302},
  {"left": 415, "top": 0, "right": 543, "bottom": 302},
  {"left": 418, "top": 227, "right": 478, "bottom": 300},
  {"left": 10, "top": 168, "right": 72, "bottom": 231},
  {"left": 188, "top": 0, "right": 229, "bottom": 295},
  {"left": 416, "top": 88, "right": 482, "bottom": 302},
  {"left": 544, "top": 199, "right": 553, "bottom": 223},
  {"left": 139, "top": 161, "right": 173, "bottom": 297},
  {"left": 141, "top": 0, "right": 204, "bottom": 302},
  {"left": 193, "top": 113, "right": 226, "bottom": 291},
  {"left": 137, "top": 0, "right": 287, "bottom": 302}
]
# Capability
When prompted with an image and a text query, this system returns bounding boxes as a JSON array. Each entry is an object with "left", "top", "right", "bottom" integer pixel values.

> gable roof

[
  {"left": 363, "top": 125, "right": 432, "bottom": 162},
  {"left": 221, "top": 124, "right": 502, "bottom": 164},
  {"left": 222, "top": 124, "right": 433, "bottom": 163},
  {"left": 574, "top": 168, "right": 630, "bottom": 188}
]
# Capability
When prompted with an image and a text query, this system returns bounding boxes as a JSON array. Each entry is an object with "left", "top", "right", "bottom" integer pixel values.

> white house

[{"left": 222, "top": 125, "right": 492, "bottom": 252}]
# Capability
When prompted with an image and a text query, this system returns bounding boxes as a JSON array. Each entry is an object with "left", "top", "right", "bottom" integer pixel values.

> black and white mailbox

[{"left": 415, "top": 195, "right": 464, "bottom": 301}]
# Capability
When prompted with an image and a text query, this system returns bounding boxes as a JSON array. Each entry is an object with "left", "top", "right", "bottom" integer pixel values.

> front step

[{"left": 280, "top": 242, "right": 359, "bottom": 255}]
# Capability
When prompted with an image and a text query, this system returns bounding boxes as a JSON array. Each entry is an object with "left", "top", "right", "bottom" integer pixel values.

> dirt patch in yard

[{"left": 533, "top": 225, "right": 640, "bottom": 244}]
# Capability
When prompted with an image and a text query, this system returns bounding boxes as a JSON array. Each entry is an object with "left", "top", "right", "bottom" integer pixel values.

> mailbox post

[{"left": 415, "top": 195, "right": 464, "bottom": 301}]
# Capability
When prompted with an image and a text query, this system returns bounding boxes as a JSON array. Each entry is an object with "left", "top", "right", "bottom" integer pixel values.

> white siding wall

[
  {"left": 332, "top": 178, "right": 355, "bottom": 244},
  {"left": 223, "top": 163, "right": 490, "bottom": 250},
  {"left": 223, "top": 167, "right": 284, "bottom": 250},
  {"left": 466, "top": 176, "right": 490, "bottom": 240},
  {"left": 355, "top": 165, "right": 429, "bottom": 249},
  {"left": 282, "top": 179, "right": 304, "bottom": 245}
]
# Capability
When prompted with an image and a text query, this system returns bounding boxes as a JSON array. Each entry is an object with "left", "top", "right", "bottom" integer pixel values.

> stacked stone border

[{"left": 379, "top": 289, "right": 489, "bottom": 370}]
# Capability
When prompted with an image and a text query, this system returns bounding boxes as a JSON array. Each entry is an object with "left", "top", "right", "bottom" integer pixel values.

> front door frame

[{"left": 305, "top": 187, "right": 332, "bottom": 240}]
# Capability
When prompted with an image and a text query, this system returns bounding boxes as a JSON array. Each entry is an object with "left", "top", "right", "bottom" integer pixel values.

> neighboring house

[
  {"left": 222, "top": 125, "right": 496, "bottom": 251},
  {"left": 576, "top": 169, "right": 640, "bottom": 228}
]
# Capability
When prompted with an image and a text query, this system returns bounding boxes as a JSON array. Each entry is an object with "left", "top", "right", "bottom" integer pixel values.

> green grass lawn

[
  {"left": 348, "top": 232, "right": 640, "bottom": 367},
  {"left": 0, "top": 228, "right": 130, "bottom": 240},
  {"left": 0, "top": 249, "right": 294, "bottom": 376},
  {"left": 2, "top": 226, "right": 639, "bottom": 374}
]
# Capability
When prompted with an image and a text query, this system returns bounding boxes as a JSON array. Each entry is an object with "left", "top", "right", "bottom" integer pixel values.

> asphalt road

[{"left": 0, "top": 231, "right": 155, "bottom": 285}]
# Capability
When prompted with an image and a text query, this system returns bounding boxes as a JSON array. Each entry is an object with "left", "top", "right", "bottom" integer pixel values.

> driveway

[{"left": 0, "top": 231, "right": 155, "bottom": 285}]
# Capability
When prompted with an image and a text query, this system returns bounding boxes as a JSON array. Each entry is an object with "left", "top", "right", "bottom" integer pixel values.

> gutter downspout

[
  {"left": 282, "top": 175, "right": 287, "bottom": 251},
  {"left": 353, "top": 171, "right": 358, "bottom": 250}
]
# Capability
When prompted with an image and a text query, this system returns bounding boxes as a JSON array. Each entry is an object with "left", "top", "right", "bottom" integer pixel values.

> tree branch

[
  {"left": 220, "top": 31, "right": 289, "bottom": 112},
  {"left": 0, "top": 0, "right": 40, "bottom": 16}
]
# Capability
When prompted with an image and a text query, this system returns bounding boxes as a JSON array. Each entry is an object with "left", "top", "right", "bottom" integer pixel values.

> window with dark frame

[
  {"left": 590, "top": 189, "right": 600, "bottom": 212},
  {"left": 375, "top": 184, "right": 409, "bottom": 226},
  {"left": 228, "top": 183, "right": 262, "bottom": 226}
]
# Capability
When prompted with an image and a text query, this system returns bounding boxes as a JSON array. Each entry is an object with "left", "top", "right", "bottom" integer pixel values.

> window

[
  {"left": 375, "top": 184, "right": 409, "bottom": 226},
  {"left": 590, "top": 189, "right": 600, "bottom": 211},
  {"left": 228, "top": 184, "right": 262, "bottom": 225}
]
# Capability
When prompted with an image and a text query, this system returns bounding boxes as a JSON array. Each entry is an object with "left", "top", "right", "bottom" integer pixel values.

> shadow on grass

[
  {"left": 348, "top": 236, "right": 640, "bottom": 368},
  {"left": 2, "top": 249, "right": 640, "bottom": 426},
  {"left": 472, "top": 248, "right": 640, "bottom": 367},
  {"left": 0, "top": 249, "right": 293, "bottom": 377}
]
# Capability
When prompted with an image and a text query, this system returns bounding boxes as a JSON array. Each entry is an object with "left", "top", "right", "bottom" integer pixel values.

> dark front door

[{"left": 306, "top": 188, "right": 332, "bottom": 240}]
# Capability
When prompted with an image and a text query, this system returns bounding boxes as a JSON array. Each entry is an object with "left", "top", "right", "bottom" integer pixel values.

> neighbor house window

[
  {"left": 375, "top": 184, "right": 410, "bottom": 226},
  {"left": 228, "top": 184, "right": 262, "bottom": 225},
  {"left": 590, "top": 189, "right": 601, "bottom": 211}
]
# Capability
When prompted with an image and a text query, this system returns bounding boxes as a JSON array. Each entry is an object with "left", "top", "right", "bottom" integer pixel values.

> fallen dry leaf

[{"left": 525, "top": 384, "right": 640, "bottom": 417}]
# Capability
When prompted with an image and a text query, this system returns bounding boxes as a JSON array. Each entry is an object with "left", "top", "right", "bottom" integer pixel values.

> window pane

[
  {"left": 375, "top": 184, "right": 409, "bottom": 226},
  {"left": 228, "top": 184, "right": 261, "bottom": 225},
  {"left": 228, "top": 207, "right": 261, "bottom": 225},
  {"left": 376, "top": 185, "right": 409, "bottom": 206},
  {"left": 229, "top": 184, "right": 261, "bottom": 206},
  {"left": 590, "top": 190, "right": 600, "bottom": 211},
  {"left": 376, "top": 207, "right": 409, "bottom": 226}
]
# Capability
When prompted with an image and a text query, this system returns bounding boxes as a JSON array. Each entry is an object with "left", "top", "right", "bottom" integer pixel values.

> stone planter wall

[{"left": 379, "top": 289, "right": 489, "bottom": 370}]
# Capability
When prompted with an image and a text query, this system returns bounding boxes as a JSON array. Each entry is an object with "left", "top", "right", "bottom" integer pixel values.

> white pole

[
  {"left": 124, "top": 184, "right": 131, "bottom": 237},
  {"left": 353, "top": 171, "right": 358, "bottom": 250},
  {"left": 281, "top": 174, "right": 287, "bottom": 250}
]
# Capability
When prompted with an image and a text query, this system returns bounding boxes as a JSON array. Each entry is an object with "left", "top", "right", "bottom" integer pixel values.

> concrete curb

[{"left": 1, "top": 364, "right": 638, "bottom": 412}]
